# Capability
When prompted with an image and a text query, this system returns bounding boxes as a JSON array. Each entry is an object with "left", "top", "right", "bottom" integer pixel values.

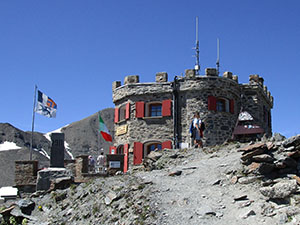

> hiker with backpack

[{"left": 191, "top": 112, "right": 204, "bottom": 148}]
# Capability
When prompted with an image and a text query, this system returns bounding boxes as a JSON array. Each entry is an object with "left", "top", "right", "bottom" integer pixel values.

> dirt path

[{"left": 137, "top": 147, "right": 295, "bottom": 225}]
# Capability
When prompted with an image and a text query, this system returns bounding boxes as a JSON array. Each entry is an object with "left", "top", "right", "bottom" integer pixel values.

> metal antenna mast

[
  {"left": 216, "top": 38, "right": 220, "bottom": 75},
  {"left": 194, "top": 16, "right": 200, "bottom": 75}
]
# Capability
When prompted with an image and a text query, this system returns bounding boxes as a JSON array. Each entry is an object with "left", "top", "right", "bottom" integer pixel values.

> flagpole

[
  {"left": 98, "top": 111, "right": 101, "bottom": 151},
  {"left": 30, "top": 85, "right": 37, "bottom": 160}
]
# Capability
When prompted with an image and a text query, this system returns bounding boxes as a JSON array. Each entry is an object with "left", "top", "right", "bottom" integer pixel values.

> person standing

[
  {"left": 193, "top": 112, "right": 203, "bottom": 148},
  {"left": 97, "top": 152, "right": 106, "bottom": 172},
  {"left": 88, "top": 155, "right": 96, "bottom": 172}
]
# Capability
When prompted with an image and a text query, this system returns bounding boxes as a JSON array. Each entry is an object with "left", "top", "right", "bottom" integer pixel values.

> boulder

[
  {"left": 105, "top": 191, "right": 118, "bottom": 205},
  {"left": 36, "top": 168, "right": 73, "bottom": 191},
  {"left": 283, "top": 135, "right": 300, "bottom": 148},
  {"left": 241, "top": 148, "right": 266, "bottom": 161},
  {"left": 143, "top": 151, "right": 163, "bottom": 171},
  {"left": 271, "top": 133, "right": 286, "bottom": 142},
  {"left": 238, "top": 176, "right": 262, "bottom": 184},
  {"left": 252, "top": 154, "right": 274, "bottom": 163},
  {"left": 147, "top": 151, "right": 163, "bottom": 161},
  {"left": 247, "top": 162, "right": 275, "bottom": 175},
  {"left": 287, "top": 151, "right": 300, "bottom": 158},
  {"left": 17, "top": 199, "right": 35, "bottom": 215},
  {"left": 169, "top": 170, "right": 182, "bottom": 176},
  {"left": 238, "top": 142, "right": 266, "bottom": 152},
  {"left": 260, "top": 180, "right": 298, "bottom": 199}
]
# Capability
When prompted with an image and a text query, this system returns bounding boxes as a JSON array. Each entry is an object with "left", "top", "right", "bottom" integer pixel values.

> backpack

[
  {"left": 200, "top": 121, "right": 205, "bottom": 131},
  {"left": 189, "top": 121, "right": 194, "bottom": 137},
  {"left": 189, "top": 120, "right": 197, "bottom": 138}
]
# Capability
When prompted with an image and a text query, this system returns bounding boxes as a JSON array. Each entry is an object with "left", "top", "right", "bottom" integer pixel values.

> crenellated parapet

[{"left": 242, "top": 74, "right": 273, "bottom": 108}]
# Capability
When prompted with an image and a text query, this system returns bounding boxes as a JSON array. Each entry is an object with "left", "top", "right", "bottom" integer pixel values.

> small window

[
  {"left": 216, "top": 99, "right": 226, "bottom": 112},
  {"left": 119, "top": 105, "right": 126, "bottom": 121},
  {"left": 216, "top": 98, "right": 230, "bottom": 112},
  {"left": 143, "top": 142, "right": 162, "bottom": 159},
  {"left": 117, "top": 145, "right": 124, "bottom": 154},
  {"left": 149, "top": 103, "right": 162, "bottom": 117}
]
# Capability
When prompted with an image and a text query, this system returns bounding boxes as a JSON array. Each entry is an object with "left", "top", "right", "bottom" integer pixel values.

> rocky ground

[{"left": 1, "top": 134, "right": 300, "bottom": 225}]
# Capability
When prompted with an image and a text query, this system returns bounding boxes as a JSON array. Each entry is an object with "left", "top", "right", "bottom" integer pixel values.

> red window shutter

[
  {"left": 208, "top": 96, "right": 217, "bottom": 111},
  {"left": 109, "top": 146, "right": 116, "bottom": 155},
  {"left": 114, "top": 107, "right": 119, "bottom": 123},
  {"left": 135, "top": 102, "right": 145, "bottom": 118},
  {"left": 125, "top": 103, "right": 130, "bottom": 120},
  {"left": 162, "top": 99, "right": 172, "bottom": 117},
  {"left": 123, "top": 144, "right": 129, "bottom": 173},
  {"left": 162, "top": 140, "right": 172, "bottom": 150},
  {"left": 230, "top": 99, "right": 235, "bottom": 114},
  {"left": 133, "top": 142, "right": 143, "bottom": 165}
]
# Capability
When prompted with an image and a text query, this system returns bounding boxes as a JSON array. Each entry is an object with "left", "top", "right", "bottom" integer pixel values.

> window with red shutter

[
  {"left": 114, "top": 107, "right": 119, "bottom": 123},
  {"left": 162, "top": 99, "right": 172, "bottom": 117},
  {"left": 125, "top": 102, "right": 130, "bottom": 119},
  {"left": 135, "top": 102, "right": 145, "bottom": 118},
  {"left": 208, "top": 96, "right": 217, "bottom": 111},
  {"left": 124, "top": 144, "right": 129, "bottom": 173},
  {"left": 133, "top": 142, "right": 143, "bottom": 165},
  {"left": 230, "top": 99, "right": 235, "bottom": 114}
]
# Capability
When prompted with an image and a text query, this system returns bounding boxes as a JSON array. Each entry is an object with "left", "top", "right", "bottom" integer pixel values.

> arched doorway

[{"left": 143, "top": 142, "right": 162, "bottom": 159}]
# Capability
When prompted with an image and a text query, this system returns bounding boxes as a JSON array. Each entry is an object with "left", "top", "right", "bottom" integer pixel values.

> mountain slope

[
  {"left": 0, "top": 108, "right": 114, "bottom": 187},
  {"left": 61, "top": 108, "right": 114, "bottom": 157}
]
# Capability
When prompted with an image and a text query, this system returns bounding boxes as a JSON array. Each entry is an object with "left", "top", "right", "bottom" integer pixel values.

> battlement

[
  {"left": 112, "top": 68, "right": 273, "bottom": 108},
  {"left": 242, "top": 74, "right": 273, "bottom": 108}
]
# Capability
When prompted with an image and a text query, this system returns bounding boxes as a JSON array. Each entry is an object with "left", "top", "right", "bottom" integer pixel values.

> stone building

[{"left": 110, "top": 68, "right": 274, "bottom": 169}]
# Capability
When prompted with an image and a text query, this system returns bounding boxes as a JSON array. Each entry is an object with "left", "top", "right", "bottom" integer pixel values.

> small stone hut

[{"left": 110, "top": 68, "right": 274, "bottom": 169}]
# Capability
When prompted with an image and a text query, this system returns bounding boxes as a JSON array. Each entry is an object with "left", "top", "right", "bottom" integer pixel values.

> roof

[{"left": 238, "top": 111, "right": 254, "bottom": 121}]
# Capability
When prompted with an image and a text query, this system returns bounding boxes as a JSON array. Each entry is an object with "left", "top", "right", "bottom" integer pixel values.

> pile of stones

[{"left": 238, "top": 134, "right": 300, "bottom": 200}]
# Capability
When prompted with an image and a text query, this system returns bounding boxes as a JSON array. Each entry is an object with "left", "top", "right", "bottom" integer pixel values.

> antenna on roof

[
  {"left": 194, "top": 17, "right": 200, "bottom": 75},
  {"left": 216, "top": 38, "right": 220, "bottom": 75}
]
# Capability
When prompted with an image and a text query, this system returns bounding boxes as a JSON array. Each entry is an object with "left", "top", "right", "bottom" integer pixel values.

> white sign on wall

[{"left": 109, "top": 161, "right": 121, "bottom": 168}]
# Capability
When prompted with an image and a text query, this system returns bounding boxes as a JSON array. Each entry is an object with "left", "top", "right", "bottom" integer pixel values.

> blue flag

[{"left": 35, "top": 90, "right": 57, "bottom": 118}]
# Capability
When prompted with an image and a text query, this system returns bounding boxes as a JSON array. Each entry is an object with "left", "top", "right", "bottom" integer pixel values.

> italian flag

[{"left": 99, "top": 113, "right": 112, "bottom": 142}]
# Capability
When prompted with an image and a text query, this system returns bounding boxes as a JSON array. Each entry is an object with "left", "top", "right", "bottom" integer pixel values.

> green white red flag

[{"left": 99, "top": 113, "right": 112, "bottom": 142}]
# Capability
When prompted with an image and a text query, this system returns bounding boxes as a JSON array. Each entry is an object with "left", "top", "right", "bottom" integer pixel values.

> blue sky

[{"left": 0, "top": 0, "right": 299, "bottom": 137}]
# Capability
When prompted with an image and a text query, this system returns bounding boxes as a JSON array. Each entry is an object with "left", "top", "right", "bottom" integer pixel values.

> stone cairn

[{"left": 237, "top": 134, "right": 300, "bottom": 200}]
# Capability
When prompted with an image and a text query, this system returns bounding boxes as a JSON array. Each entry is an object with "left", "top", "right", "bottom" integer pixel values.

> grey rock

[
  {"left": 252, "top": 154, "right": 274, "bottom": 162},
  {"left": 260, "top": 180, "right": 298, "bottom": 199},
  {"left": 278, "top": 213, "right": 288, "bottom": 224},
  {"left": 105, "top": 191, "right": 118, "bottom": 205},
  {"left": 168, "top": 170, "right": 182, "bottom": 176},
  {"left": 234, "top": 195, "right": 248, "bottom": 201},
  {"left": 283, "top": 134, "right": 300, "bottom": 148},
  {"left": 241, "top": 210, "right": 256, "bottom": 219},
  {"left": 241, "top": 148, "right": 266, "bottom": 161},
  {"left": 271, "top": 133, "right": 286, "bottom": 142},
  {"left": 17, "top": 199, "right": 35, "bottom": 215},
  {"left": 147, "top": 151, "right": 163, "bottom": 161},
  {"left": 284, "top": 146, "right": 295, "bottom": 152},
  {"left": 212, "top": 179, "right": 221, "bottom": 185},
  {"left": 239, "top": 200, "right": 252, "bottom": 208},
  {"left": 238, "top": 176, "right": 261, "bottom": 184},
  {"left": 36, "top": 168, "right": 73, "bottom": 191}
]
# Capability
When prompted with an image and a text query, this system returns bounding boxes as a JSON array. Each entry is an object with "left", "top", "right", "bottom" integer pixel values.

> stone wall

[
  {"left": 114, "top": 92, "right": 173, "bottom": 151},
  {"left": 177, "top": 76, "right": 241, "bottom": 146},
  {"left": 75, "top": 155, "right": 88, "bottom": 178},
  {"left": 15, "top": 161, "right": 38, "bottom": 186}
]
